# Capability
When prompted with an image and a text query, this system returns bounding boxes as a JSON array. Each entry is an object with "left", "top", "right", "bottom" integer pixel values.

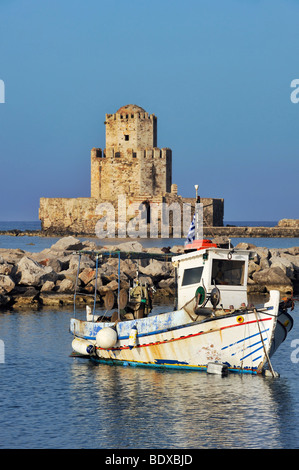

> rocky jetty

[
  {"left": 0, "top": 236, "right": 298, "bottom": 309},
  {"left": 0, "top": 219, "right": 299, "bottom": 239}
]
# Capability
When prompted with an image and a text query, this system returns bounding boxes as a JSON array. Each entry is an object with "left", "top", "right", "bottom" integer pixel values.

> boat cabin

[{"left": 175, "top": 246, "right": 250, "bottom": 311}]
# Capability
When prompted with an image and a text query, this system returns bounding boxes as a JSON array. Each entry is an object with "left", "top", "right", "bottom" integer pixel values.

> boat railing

[{"left": 72, "top": 249, "right": 176, "bottom": 322}]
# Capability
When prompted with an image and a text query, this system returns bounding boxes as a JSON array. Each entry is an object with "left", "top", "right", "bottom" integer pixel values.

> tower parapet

[{"left": 91, "top": 104, "right": 170, "bottom": 200}]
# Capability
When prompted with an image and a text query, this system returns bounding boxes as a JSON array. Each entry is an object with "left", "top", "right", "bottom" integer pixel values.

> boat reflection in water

[
  {"left": 69, "top": 356, "right": 295, "bottom": 448},
  {"left": 70, "top": 238, "right": 294, "bottom": 376}
]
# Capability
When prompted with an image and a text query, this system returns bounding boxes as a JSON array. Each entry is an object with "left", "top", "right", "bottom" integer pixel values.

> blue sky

[{"left": 0, "top": 0, "right": 298, "bottom": 222}]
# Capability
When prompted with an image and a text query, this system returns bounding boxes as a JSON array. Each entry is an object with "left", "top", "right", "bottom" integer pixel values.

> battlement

[
  {"left": 91, "top": 147, "right": 171, "bottom": 160},
  {"left": 105, "top": 112, "right": 156, "bottom": 122},
  {"left": 105, "top": 104, "right": 157, "bottom": 150}
]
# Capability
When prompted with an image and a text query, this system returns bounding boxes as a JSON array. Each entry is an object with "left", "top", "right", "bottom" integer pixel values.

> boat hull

[{"left": 70, "top": 291, "right": 291, "bottom": 375}]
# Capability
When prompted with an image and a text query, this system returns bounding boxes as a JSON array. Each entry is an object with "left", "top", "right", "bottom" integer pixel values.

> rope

[
  {"left": 254, "top": 308, "right": 276, "bottom": 378},
  {"left": 92, "top": 254, "right": 99, "bottom": 321},
  {"left": 73, "top": 253, "right": 81, "bottom": 318}
]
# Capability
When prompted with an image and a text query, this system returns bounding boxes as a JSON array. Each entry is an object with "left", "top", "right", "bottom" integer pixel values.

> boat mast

[{"left": 194, "top": 184, "right": 202, "bottom": 240}]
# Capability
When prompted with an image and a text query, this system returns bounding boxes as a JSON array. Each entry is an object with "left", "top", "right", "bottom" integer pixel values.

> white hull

[{"left": 70, "top": 290, "right": 292, "bottom": 374}]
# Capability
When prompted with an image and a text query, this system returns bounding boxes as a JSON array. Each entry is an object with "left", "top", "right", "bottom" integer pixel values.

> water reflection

[
  {"left": 0, "top": 303, "right": 298, "bottom": 449},
  {"left": 69, "top": 359, "right": 294, "bottom": 449}
]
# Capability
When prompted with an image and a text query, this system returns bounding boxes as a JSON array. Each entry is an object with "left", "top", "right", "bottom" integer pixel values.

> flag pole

[{"left": 194, "top": 185, "right": 199, "bottom": 240}]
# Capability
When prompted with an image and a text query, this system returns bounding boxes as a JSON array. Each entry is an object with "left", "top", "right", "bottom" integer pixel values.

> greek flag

[{"left": 186, "top": 213, "right": 196, "bottom": 244}]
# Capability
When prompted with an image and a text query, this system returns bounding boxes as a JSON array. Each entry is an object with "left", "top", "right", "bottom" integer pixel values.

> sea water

[
  {"left": 0, "top": 302, "right": 299, "bottom": 449},
  {"left": 0, "top": 220, "right": 298, "bottom": 252},
  {"left": 0, "top": 222, "right": 298, "bottom": 449}
]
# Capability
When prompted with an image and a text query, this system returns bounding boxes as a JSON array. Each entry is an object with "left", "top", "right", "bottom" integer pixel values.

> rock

[
  {"left": 56, "top": 278, "right": 74, "bottom": 292},
  {"left": 248, "top": 261, "right": 261, "bottom": 277},
  {"left": 100, "top": 260, "right": 127, "bottom": 283},
  {"left": 278, "top": 219, "right": 299, "bottom": 227},
  {"left": 270, "top": 256, "right": 295, "bottom": 279},
  {"left": 40, "top": 281, "right": 56, "bottom": 292},
  {"left": 158, "top": 278, "right": 175, "bottom": 289},
  {"left": 0, "top": 263, "right": 13, "bottom": 275},
  {"left": 254, "top": 247, "right": 270, "bottom": 260},
  {"left": 83, "top": 277, "right": 103, "bottom": 293},
  {"left": 82, "top": 240, "right": 99, "bottom": 251},
  {"left": 17, "top": 256, "right": 58, "bottom": 287},
  {"left": 58, "top": 267, "right": 78, "bottom": 282},
  {"left": 12, "top": 286, "right": 39, "bottom": 308},
  {"left": 286, "top": 247, "right": 299, "bottom": 256},
  {"left": 146, "top": 247, "right": 168, "bottom": 255},
  {"left": 252, "top": 267, "right": 293, "bottom": 293},
  {"left": 78, "top": 268, "right": 96, "bottom": 285},
  {"left": 99, "top": 280, "right": 119, "bottom": 294},
  {"left": 0, "top": 293, "right": 11, "bottom": 307},
  {"left": 260, "top": 257, "right": 270, "bottom": 270},
  {"left": 0, "top": 275, "right": 15, "bottom": 294},
  {"left": 0, "top": 248, "right": 27, "bottom": 264},
  {"left": 211, "top": 237, "right": 233, "bottom": 249},
  {"left": 103, "top": 241, "right": 144, "bottom": 253},
  {"left": 49, "top": 236, "right": 85, "bottom": 252},
  {"left": 140, "top": 259, "right": 173, "bottom": 281},
  {"left": 45, "top": 258, "right": 64, "bottom": 273},
  {"left": 138, "top": 275, "right": 153, "bottom": 286},
  {"left": 235, "top": 242, "right": 257, "bottom": 250},
  {"left": 170, "top": 245, "right": 184, "bottom": 254},
  {"left": 39, "top": 293, "right": 75, "bottom": 306},
  {"left": 120, "top": 259, "right": 139, "bottom": 279},
  {"left": 69, "top": 254, "right": 95, "bottom": 271}
]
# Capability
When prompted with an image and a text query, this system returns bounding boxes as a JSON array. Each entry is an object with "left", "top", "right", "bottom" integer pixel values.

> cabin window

[
  {"left": 124, "top": 135, "right": 129, "bottom": 141},
  {"left": 182, "top": 266, "right": 203, "bottom": 286},
  {"left": 211, "top": 260, "right": 245, "bottom": 286}
]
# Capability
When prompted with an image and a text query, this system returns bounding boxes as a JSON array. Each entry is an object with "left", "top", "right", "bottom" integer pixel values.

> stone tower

[{"left": 91, "top": 104, "right": 172, "bottom": 201}]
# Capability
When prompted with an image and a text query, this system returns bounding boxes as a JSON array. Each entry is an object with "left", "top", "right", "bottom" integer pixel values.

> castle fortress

[
  {"left": 39, "top": 104, "right": 224, "bottom": 235},
  {"left": 91, "top": 104, "right": 172, "bottom": 201}
]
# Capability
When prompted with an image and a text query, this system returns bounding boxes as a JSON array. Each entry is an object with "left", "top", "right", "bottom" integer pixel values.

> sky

[{"left": 0, "top": 0, "right": 299, "bottom": 222}]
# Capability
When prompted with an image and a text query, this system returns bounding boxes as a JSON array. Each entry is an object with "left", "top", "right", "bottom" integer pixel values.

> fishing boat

[{"left": 70, "top": 239, "right": 294, "bottom": 376}]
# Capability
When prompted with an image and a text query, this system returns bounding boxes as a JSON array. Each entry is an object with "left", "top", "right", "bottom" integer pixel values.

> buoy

[
  {"left": 129, "top": 325, "right": 138, "bottom": 350},
  {"left": 72, "top": 337, "right": 95, "bottom": 356},
  {"left": 96, "top": 326, "right": 118, "bottom": 349},
  {"left": 207, "top": 362, "right": 228, "bottom": 376}
]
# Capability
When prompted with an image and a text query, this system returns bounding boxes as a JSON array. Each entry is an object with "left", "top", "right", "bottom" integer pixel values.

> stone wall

[
  {"left": 181, "top": 197, "right": 224, "bottom": 226},
  {"left": 39, "top": 195, "right": 224, "bottom": 235},
  {"left": 91, "top": 147, "right": 172, "bottom": 201},
  {"left": 39, "top": 197, "right": 100, "bottom": 234},
  {"left": 105, "top": 109, "right": 157, "bottom": 150}
]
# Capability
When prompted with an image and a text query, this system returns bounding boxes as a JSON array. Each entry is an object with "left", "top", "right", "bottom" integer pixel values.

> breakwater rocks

[{"left": 0, "top": 236, "right": 298, "bottom": 309}]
